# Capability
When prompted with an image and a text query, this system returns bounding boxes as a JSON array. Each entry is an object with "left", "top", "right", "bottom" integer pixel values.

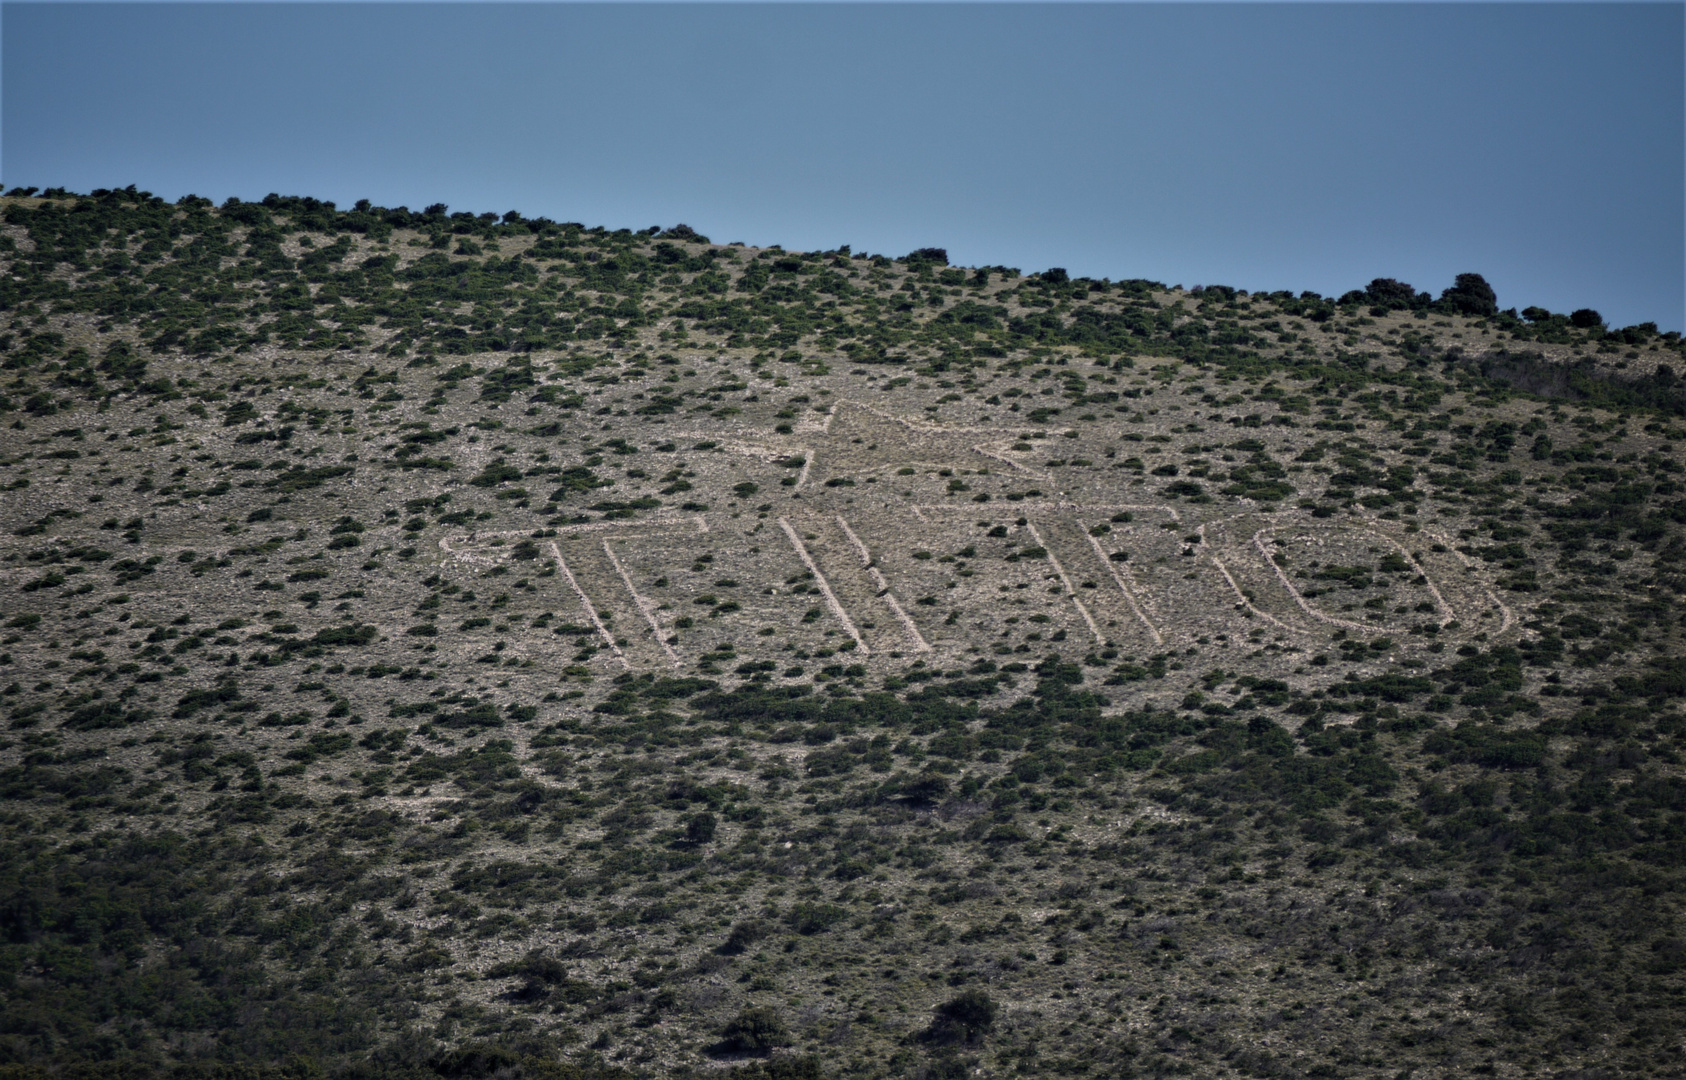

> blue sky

[{"left": 3, "top": 3, "right": 1681, "bottom": 329}]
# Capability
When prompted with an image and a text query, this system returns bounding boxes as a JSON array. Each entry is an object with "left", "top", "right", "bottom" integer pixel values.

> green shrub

[
  {"left": 785, "top": 902, "right": 845, "bottom": 935},
  {"left": 1439, "top": 272, "right": 1498, "bottom": 317},
  {"left": 926, "top": 989, "right": 997, "bottom": 1045},
  {"left": 718, "top": 1006, "right": 790, "bottom": 1055}
]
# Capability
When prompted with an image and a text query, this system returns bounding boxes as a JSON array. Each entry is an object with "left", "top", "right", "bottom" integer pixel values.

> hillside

[{"left": 1, "top": 186, "right": 1684, "bottom": 1080}]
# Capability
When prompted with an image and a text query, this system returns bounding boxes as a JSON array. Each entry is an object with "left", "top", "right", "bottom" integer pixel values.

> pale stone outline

[
  {"left": 1082, "top": 529, "right": 1163, "bottom": 646},
  {"left": 1024, "top": 521, "right": 1103, "bottom": 643},
  {"left": 777, "top": 517, "right": 868, "bottom": 654},
  {"left": 789, "top": 400, "right": 1048, "bottom": 491},
  {"left": 437, "top": 514, "right": 709, "bottom": 561},
  {"left": 915, "top": 500, "right": 1179, "bottom": 642},
  {"left": 601, "top": 539, "right": 682, "bottom": 668},
  {"left": 439, "top": 516, "right": 703, "bottom": 669},
  {"left": 547, "top": 540, "right": 628, "bottom": 670},
  {"left": 1198, "top": 519, "right": 1300, "bottom": 633},
  {"left": 678, "top": 400, "right": 1051, "bottom": 495},
  {"left": 913, "top": 501, "right": 1181, "bottom": 522},
  {"left": 1252, "top": 527, "right": 1455, "bottom": 634},
  {"left": 1424, "top": 527, "right": 1515, "bottom": 634},
  {"left": 834, "top": 515, "right": 930, "bottom": 653},
  {"left": 1207, "top": 552, "right": 1300, "bottom": 634}
]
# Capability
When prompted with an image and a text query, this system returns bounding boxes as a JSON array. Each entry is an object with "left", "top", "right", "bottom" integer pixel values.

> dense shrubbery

[{"left": 1461, "top": 349, "right": 1686, "bottom": 415}]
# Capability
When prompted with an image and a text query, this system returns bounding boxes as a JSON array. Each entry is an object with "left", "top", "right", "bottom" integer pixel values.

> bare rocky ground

[{"left": 1, "top": 191, "right": 1684, "bottom": 1080}]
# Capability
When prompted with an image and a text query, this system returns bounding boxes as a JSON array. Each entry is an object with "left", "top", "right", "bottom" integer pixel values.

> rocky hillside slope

[{"left": 1, "top": 187, "right": 1683, "bottom": 1080}]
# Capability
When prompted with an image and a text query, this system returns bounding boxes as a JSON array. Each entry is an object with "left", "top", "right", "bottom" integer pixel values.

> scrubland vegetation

[{"left": 0, "top": 186, "right": 1683, "bottom": 1080}]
